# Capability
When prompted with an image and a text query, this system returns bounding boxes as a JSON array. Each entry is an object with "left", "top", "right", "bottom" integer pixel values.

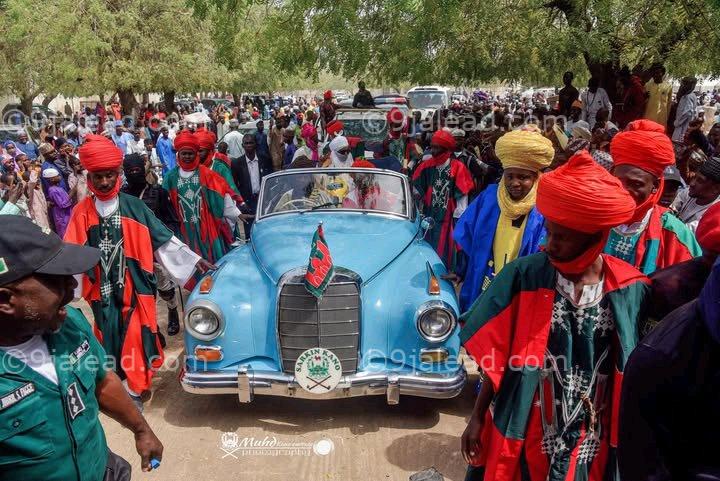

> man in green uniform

[{"left": 0, "top": 215, "right": 163, "bottom": 481}]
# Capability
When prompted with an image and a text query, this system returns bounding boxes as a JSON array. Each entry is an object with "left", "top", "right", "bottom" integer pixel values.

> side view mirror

[{"left": 420, "top": 217, "right": 435, "bottom": 238}]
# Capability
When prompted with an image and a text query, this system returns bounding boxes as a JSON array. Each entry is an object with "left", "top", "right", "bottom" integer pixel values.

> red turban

[
  {"left": 79, "top": 134, "right": 124, "bottom": 200},
  {"left": 195, "top": 130, "right": 215, "bottom": 150},
  {"left": 194, "top": 130, "right": 216, "bottom": 167},
  {"left": 610, "top": 119, "right": 674, "bottom": 178},
  {"left": 174, "top": 130, "right": 200, "bottom": 170},
  {"left": 386, "top": 107, "right": 404, "bottom": 124},
  {"left": 324, "top": 90, "right": 333, "bottom": 100},
  {"left": 352, "top": 159, "right": 375, "bottom": 168},
  {"left": 430, "top": 130, "right": 456, "bottom": 151},
  {"left": 174, "top": 130, "right": 199, "bottom": 153},
  {"left": 696, "top": 203, "right": 720, "bottom": 254},
  {"left": 79, "top": 134, "right": 123, "bottom": 172},
  {"left": 538, "top": 151, "right": 636, "bottom": 274},
  {"left": 326, "top": 120, "right": 344, "bottom": 135}
]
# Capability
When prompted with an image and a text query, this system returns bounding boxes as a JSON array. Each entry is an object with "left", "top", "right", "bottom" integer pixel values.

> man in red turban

[
  {"left": 319, "top": 90, "right": 337, "bottom": 135},
  {"left": 605, "top": 119, "right": 701, "bottom": 274},
  {"left": 195, "top": 129, "right": 216, "bottom": 167},
  {"left": 162, "top": 130, "right": 248, "bottom": 281},
  {"left": 412, "top": 129, "right": 473, "bottom": 269},
  {"left": 460, "top": 151, "right": 650, "bottom": 481},
  {"left": 65, "top": 134, "right": 213, "bottom": 407}
]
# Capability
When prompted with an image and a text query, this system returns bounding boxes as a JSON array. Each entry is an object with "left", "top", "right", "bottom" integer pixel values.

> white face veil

[{"left": 329, "top": 135, "right": 353, "bottom": 167}]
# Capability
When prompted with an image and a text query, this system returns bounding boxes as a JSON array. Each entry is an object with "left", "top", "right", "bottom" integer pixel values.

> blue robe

[
  {"left": 454, "top": 183, "right": 545, "bottom": 312},
  {"left": 156, "top": 136, "right": 176, "bottom": 174}
]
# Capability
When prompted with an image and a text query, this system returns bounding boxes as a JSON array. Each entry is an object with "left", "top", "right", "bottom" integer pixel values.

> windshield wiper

[{"left": 309, "top": 201, "right": 340, "bottom": 211}]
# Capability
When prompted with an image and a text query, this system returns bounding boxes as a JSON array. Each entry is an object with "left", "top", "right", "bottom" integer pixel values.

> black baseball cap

[{"left": 0, "top": 215, "right": 100, "bottom": 286}]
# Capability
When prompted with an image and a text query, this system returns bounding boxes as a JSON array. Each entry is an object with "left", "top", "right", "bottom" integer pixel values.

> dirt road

[{"left": 96, "top": 304, "right": 479, "bottom": 481}]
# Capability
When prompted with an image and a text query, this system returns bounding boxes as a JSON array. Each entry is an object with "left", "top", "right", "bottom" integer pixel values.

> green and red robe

[
  {"left": 460, "top": 252, "right": 650, "bottom": 481},
  {"left": 211, "top": 153, "right": 242, "bottom": 200},
  {"left": 413, "top": 157, "right": 474, "bottom": 269},
  {"left": 65, "top": 193, "right": 171, "bottom": 393},
  {"left": 163, "top": 165, "right": 234, "bottom": 270},
  {"left": 604, "top": 206, "right": 701, "bottom": 275}
]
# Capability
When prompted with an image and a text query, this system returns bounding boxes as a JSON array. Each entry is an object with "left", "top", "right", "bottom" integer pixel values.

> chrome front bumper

[{"left": 180, "top": 366, "right": 467, "bottom": 405}]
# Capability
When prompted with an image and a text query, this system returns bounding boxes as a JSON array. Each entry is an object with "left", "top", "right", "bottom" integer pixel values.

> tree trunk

[
  {"left": 163, "top": 90, "right": 175, "bottom": 113},
  {"left": 142, "top": 92, "right": 150, "bottom": 106},
  {"left": 233, "top": 93, "right": 242, "bottom": 107},
  {"left": 19, "top": 96, "right": 34, "bottom": 117},
  {"left": 585, "top": 59, "right": 621, "bottom": 103},
  {"left": 117, "top": 89, "right": 138, "bottom": 117}
]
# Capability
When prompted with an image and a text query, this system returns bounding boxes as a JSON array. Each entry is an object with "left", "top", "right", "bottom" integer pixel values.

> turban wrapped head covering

[
  {"left": 329, "top": 135, "right": 349, "bottom": 152},
  {"left": 495, "top": 128, "right": 554, "bottom": 172},
  {"left": 610, "top": 119, "right": 675, "bottom": 222},
  {"left": 610, "top": 120, "right": 674, "bottom": 178},
  {"left": 430, "top": 129, "right": 456, "bottom": 151},
  {"left": 352, "top": 159, "right": 375, "bottom": 168},
  {"left": 123, "top": 153, "right": 147, "bottom": 187},
  {"left": 329, "top": 135, "right": 353, "bottom": 167},
  {"left": 194, "top": 129, "right": 216, "bottom": 167},
  {"left": 696, "top": 202, "right": 720, "bottom": 254},
  {"left": 324, "top": 90, "right": 333, "bottom": 100},
  {"left": 173, "top": 130, "right": 201, "bottom": 171},
  {"left": 79, "top": 134, "right": 124, "bottom": 200},
  {"left": 326, "top": 120, "right": 344, "bottom": 136},
  {"left": 537, "top": 150, "right": 636, "bottom": 274}
]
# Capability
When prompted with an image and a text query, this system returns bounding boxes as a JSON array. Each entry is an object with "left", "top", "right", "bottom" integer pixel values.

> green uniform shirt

[{"left": 0, "top": 306, "right": 109, "bottom": 481}]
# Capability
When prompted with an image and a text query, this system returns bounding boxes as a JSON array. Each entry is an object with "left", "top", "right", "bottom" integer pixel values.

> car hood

[{"left": 251, "top": 212, "right": 418, "bottom": 284}]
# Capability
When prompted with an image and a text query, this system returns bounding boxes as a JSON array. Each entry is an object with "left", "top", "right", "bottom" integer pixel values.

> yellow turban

[{"left": 495, "top": 129, "right": 555, "bottom": 172}]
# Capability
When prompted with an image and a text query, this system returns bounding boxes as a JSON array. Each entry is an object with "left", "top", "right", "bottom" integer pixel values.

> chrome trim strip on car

[
  {"left": 181, "top": 366, "right": 467, "bottom": 404},
  {"left": 184, "top": 299, "right": 226, "bottom": 341},
  {"left": 256, "top": 167, "right": 411, "bottom": 220},
  {"left": 414, "top": 300, "right": 458, "bottom": 343}
]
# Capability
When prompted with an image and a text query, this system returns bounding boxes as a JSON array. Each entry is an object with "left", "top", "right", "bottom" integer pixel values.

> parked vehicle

[
  {"left": 1, "top": 104, "right": 55, "bottom": 127},
  {"left": 334, "top": 108, "right": 388, "bottom": 158},
  {"left": 180, "top": 168, "right": 466, "bottom": 404},
  {"left": 406, "top": 86, "right": 451, "bottom": 119}
]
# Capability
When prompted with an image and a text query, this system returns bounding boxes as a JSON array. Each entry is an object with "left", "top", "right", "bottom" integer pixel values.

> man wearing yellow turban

[{"left": 453, "top": 128, "right": 554, "bottom": 311}]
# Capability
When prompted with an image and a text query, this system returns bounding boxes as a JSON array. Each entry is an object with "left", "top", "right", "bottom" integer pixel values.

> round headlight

[
  {"left": 187, "top": 307, "right": 220, "bottom": 336},
  {"left": 416, "top": 303, "right": 456, "bottom": 342}
]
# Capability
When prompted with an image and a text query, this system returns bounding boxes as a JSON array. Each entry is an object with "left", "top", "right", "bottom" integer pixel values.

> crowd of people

[{"left": 1, "top": 65, "right": 720, "bottom": 480}]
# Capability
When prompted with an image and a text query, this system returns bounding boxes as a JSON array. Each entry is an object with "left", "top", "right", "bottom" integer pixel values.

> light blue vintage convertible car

[{"left": 179, "top": 168, "right": 466, "bottom": 404}]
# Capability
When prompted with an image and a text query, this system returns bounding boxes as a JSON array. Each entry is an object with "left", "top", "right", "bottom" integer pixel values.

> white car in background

[{"left": 406, "top": 86, "right": 451, "bottom": 120}]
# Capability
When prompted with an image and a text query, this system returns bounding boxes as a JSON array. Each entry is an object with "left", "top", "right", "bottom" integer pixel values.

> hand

[
  {"left": 135, "top": 426, "right": 163, "bottom": 472},
  {"left": 195, "top": 258, "right": 217, "bottom": 273},
  {"left": 441, "top": 272, "right": 461, "bottom": 284},
  {"left": 7, "top": 181, "right": 24, "bottom": 205},
  {"left": 461, "top": 414, "right": 484, "bottom": 466}
]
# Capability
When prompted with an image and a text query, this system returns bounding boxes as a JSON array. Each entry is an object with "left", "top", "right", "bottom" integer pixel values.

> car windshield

[
  {"left": 407, "top": 92, "right": 445, "bottom": 109},
  {"left": 259, "top": 169, "right": 408, "bottom": 218},
  {"left": 335, "top": 112, "right": 388, "bottom": 143}
]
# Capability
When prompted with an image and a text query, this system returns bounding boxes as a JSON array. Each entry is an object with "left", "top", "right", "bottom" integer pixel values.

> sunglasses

[{"left": 337, "top": 148, "right": 351, "bottom": 155}]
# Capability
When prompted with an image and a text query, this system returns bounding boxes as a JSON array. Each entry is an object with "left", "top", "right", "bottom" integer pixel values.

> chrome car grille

[{"left": 277, "top": 273, "right": 360, "bottom": 375}]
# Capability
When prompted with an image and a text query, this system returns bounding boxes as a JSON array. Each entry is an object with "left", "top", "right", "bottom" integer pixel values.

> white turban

[
  {"left": 42, "top": 168, "right": 60, "bottom": 179},
  {"left": 328, "top": 136, "right": 352, "bottom": 168},
  {"left": 329, "top": 135, "right": 349, "bottom": 153}
]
